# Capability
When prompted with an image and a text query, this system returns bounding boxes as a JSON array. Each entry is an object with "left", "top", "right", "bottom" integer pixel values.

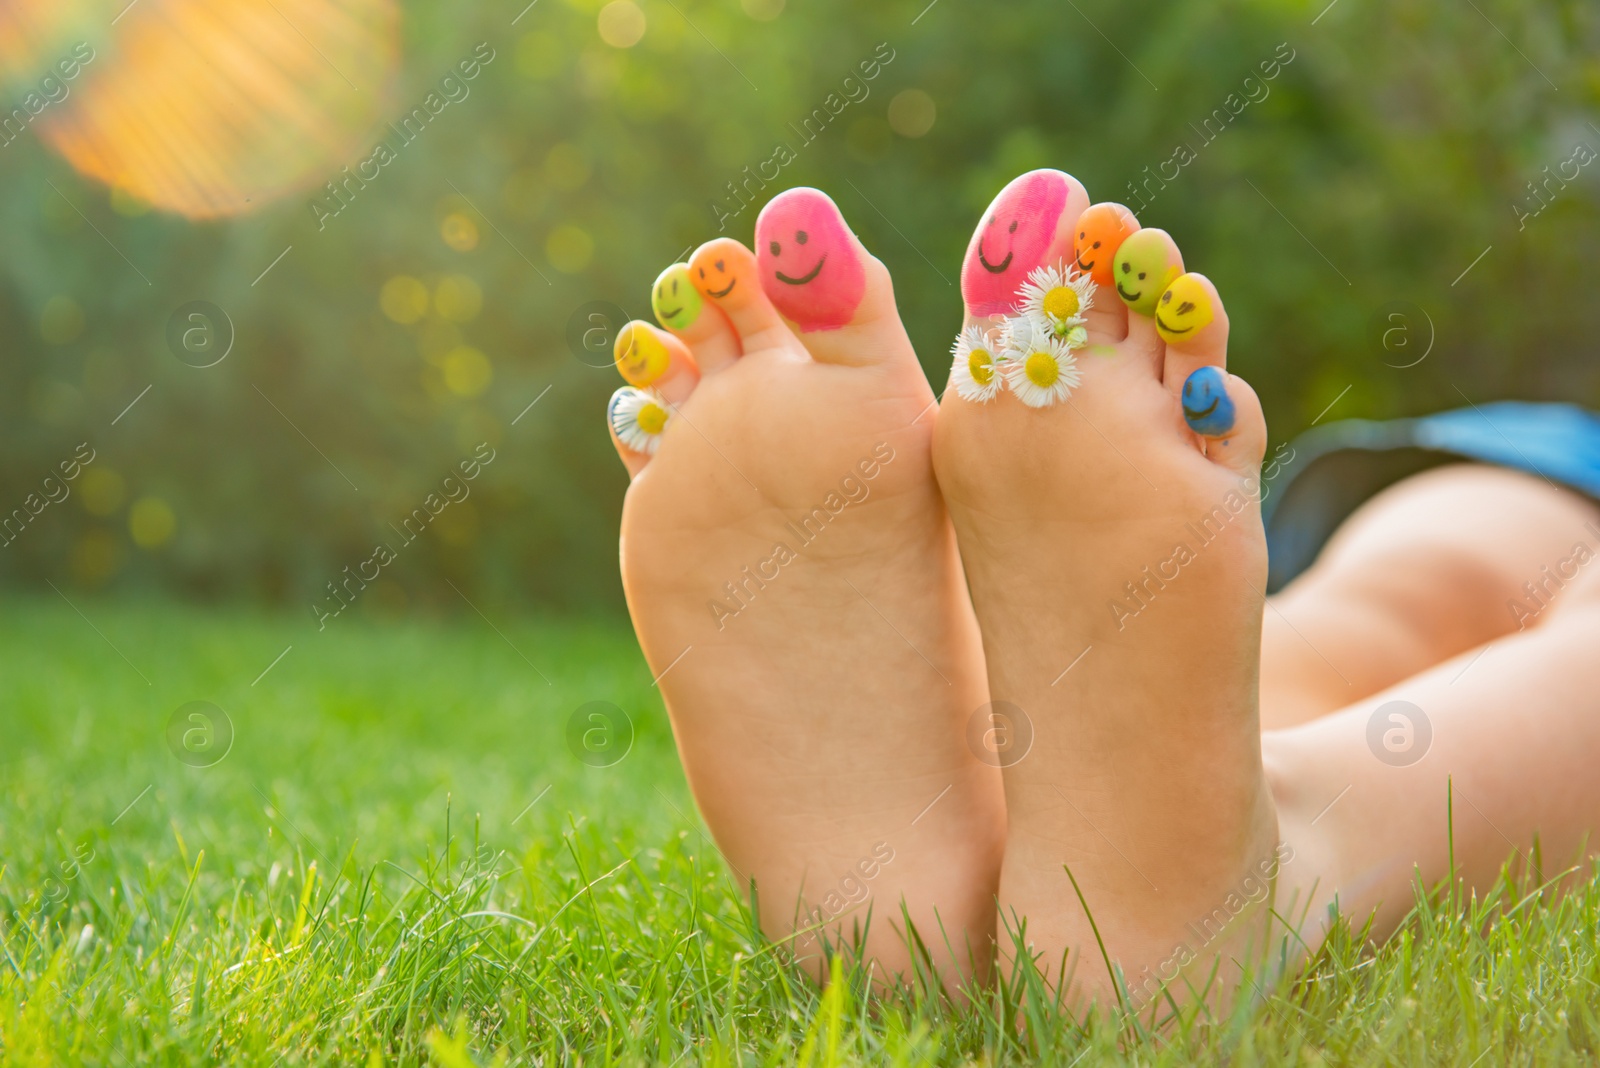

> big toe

[
  {"left": 960, "top": 168, "right": 1089, "bottom": 323},
  {"left": 754, "top": 187, "right": 917, "bottom": 371}
]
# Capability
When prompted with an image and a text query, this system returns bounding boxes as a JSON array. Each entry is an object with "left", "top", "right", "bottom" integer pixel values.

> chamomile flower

[
  {"left": 608, "top": 386, "right": 673, "bottom": 454},
  {"left": 1017, "top": 262, "right": 1094, "bottom": 339},
  {"left": 1002, "top": 331, "right": 1081, "bottom": 408},
  {"left": 948, "top": 325, "right": 1004, "bottom": 402}
]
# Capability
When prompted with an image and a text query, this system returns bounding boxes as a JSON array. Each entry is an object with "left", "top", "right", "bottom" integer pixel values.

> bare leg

[
  {"left": 1273, "top": 554, "right": 1600, "bottom": 940},
  {"left": 1260, "top": 464, "right": 1600, "bottom": 729}
]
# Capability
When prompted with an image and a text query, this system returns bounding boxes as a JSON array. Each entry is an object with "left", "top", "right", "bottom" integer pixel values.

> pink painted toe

[
  {"left": 756, "top": 188, "right": 866, "bottom": 332},
  {"left": 961, "top": 169, "right": 1074, "bottom": 318}
]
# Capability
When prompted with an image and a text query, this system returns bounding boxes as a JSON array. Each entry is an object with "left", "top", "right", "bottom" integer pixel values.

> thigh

[{"left": 1260, "top": 464, "right": 1600, "bottom": 729}]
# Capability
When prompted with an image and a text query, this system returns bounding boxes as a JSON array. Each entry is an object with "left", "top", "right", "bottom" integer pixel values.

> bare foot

[
  {"left": 934, "top": 169, "right": 1298, "bottom": 1010},
  {"left": 607, "top": 188, "right": 1005, "bottom": 986}
]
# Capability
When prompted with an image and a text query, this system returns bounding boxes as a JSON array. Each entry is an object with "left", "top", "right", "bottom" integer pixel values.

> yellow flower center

[
  {"left": 1042, "top": 286, "right": 1080, "bottom": 322},
  {"left": 637, "top": 402, "right": 669, "bottom": 435},
  {"left": 967, "top": 347, "right": 994, "bottom": 385},
  {"left": 1024, "top": 351, "right": 1059, "bottom": 387}
]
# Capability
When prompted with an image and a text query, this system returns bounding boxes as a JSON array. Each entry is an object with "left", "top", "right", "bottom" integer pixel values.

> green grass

[{"left": 3, "top": 599, "right": 1600, "bottom": 1065}]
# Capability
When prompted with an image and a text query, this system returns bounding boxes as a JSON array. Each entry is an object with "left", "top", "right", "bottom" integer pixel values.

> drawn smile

[
  {"left": 658, "top": 306, "right": 682, "bottom": 319},
  {"left": 1076, "top": 255, "right": 1095, "bottom": 273},
  {"left": 1183, "top": 396, "right": 1219, "bottom": 422},
  {"left": 978, "top": 245, "right": 1014, "bottom": 273},
  {"left": 1156, "top": 314, "right": 1194, "bottom": 336},
  {"left": 1116, "top": 283, "right": 1141, "bottom": 301},
  {"left": 707, "top": 279, "right": 737, "bottom": 298},
  {"left": 775, "top": 256, "right": 826, "bottom": 285}
]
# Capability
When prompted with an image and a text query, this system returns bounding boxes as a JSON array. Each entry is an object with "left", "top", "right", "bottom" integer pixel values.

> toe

[
  {"left": 1156, "top": 272, "right": 1228, "bottom": 392},
  {"left": 960, "top": 168, "right": 1089, "bottom": 323},
  {"left": 1112, "top": 227, "right": 1184, "bottom": 354},
  {"left": 1181, "top": 367, "right": 1266, "bottom": 478},
  {"left": 652, "top": 261, "right": 741, "bottom": 375},
  {"left": 608, "top": 322, "right": 699, "bottom": 478},
  {"left": 613, "top": 320, "right": 700, "bottom": 404},
  {"left": 1072, "top": 202, "right": 1139, "bottom": 346},
  {"left": 755, "top": 187, "right": 914, "bottom": 368},
  {"left": 689, "top": 238, "right": 790, "bottom": 356},
  {"left": 607, "top": 381, "right": 683, "bottom": 478}
]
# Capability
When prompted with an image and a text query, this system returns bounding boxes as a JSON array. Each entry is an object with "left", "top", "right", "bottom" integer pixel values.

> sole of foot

[
  {"left": 934, "top": 168, "right": 1308, "bottom": 1013},
  {"left": 607, "top": 188, "right": 1006, "bottom": 989}
]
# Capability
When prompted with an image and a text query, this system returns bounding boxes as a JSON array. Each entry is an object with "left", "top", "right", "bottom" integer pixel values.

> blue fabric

[{"left": 1263, "top": 402, "right": 1600, "bottom": 591}]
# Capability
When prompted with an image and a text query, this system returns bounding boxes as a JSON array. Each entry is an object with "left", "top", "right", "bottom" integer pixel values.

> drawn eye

[
  {"left": 715, "top": 259, "right": 725, "bottom": 272},
  {"left": 1092, "top": 241, "right": 1101, "bottom": 248},
  {"left": 796, "top": 230, "right": 808, "bottom": 245},
  {"left": 1121, "top": 262, "right": 1131, "bottom": 274},
  {"left": 1138, "top": 272, "right": 1146, "bottom": 279},
  {"left": 770, "top": 241, "right": 781, "bottom": 255},
  {"left": 1008, "top": 220, "right": 1018, "bottom": 233},
  {"left": 671, "top": 278, "right": 678, "bottom": 293},
  {"left": 1161, "top": 291, "right": 1173, "bottom": 304},
  {"left": 1178, "top": 301, "right": 1196, "bottom": 315}
]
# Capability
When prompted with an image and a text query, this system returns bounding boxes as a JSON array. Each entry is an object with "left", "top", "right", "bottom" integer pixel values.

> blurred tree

[{"left": 2, "top": 0, "right": 1597, "bottom": 617}]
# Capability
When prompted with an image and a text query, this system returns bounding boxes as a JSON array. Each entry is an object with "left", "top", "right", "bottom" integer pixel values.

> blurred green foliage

[{"left": 3, "top": 0, "right": 1598, "bottom": 617}]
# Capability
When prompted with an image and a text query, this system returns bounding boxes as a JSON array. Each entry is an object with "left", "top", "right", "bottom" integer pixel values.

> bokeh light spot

[
  {"left": 80, "top": 468, "right": 127, "bottom": 517},
  {"left": 598, "top": 1, "right": 646, "bottom": 47},
  {"left": 129, "top": 497, "right": 176, "bottom": 550},
  {"left": 70, "top": 530, "right": 124, "bottom": 587},
  {"left": 888, "top": 89, "right": 937, "bottom": 138},
  {"left": 546, "top": 225, "right": 595, "bottom": 273},
  {"left": 440, "top": 212, "right": 480, "bottom": 252},
  {"left": 380, "top": 276, "right": 430, "bottom": 324},
  {"left": 442, "top": 346, "right": 493, "bottom": 397}
]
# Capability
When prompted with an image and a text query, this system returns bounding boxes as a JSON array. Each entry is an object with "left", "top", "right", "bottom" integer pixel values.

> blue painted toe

[{"left": 1181, "top": 366, "right": 1236, "bottom": 437}]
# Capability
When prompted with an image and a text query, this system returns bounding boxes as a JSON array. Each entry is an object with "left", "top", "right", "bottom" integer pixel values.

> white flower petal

[
  {"left": 1002, "top": 333, "right": 1081, "bottom": 407},
  {"left": 949, "top": 325, "right": 1004, "bottom": 403},
  {"left": 1017, "top": 261, "right": 1095, "bottom": 331},
  {"left": 609, "top": 387, "right": 672, "bottom": 454}
]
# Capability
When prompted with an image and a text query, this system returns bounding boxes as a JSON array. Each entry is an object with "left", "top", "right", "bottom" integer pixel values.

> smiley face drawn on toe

[
  {"left": 756, "top": 188, "right": 865, "bottom": 331},
  {"left": 961, "top": 170, "right": 1071, "bottom": 317},
  {"left": 773, "top": 252, "right": 826, "bottom": 285},
  {"left": 1182, "top": 366, "right": 1236, "bottom": 437},
  {"left": 689, "top": 246, "right": 748, "bottom": 304},
  {"left": 1073, "top": 203, "right": 1139, "bottom": 288},
  {"left": 1155, "top": 273, "right": 1215, "bottom": 343},
  {"left": 1113, "top": 230, "right": 1181, "bottom": 317},
  {"left": 651, "top": 264, "right": 703, "bottom": 331},
  {"left": 613, "top": 321, "right": 671, "bottom": 387},
  {"left": 698, "top": 259, "right": 737, "bottom": 298}
]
